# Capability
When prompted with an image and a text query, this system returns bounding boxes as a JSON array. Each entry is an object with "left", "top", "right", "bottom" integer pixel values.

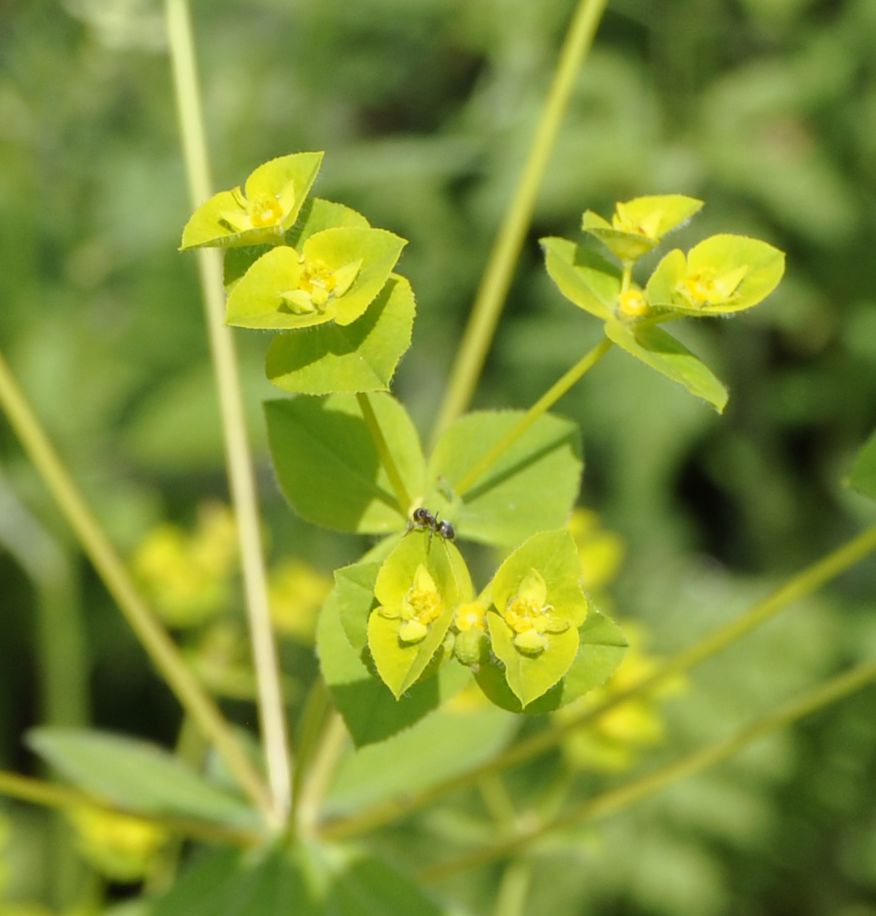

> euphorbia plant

[{"left": 2, "top": 3, "right": 876, "bottom": 913}]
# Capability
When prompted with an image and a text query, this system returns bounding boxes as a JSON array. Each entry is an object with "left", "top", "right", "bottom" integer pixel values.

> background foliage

[{"left": 1, "top": 1, "right": 875, "bottom": 913}]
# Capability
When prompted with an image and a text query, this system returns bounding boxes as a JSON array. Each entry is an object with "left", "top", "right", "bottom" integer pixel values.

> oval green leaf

[
  {"left": 541, "top": 236, "right": 619, "bottom": 320},
  {"left": 266, "top": 275, "right": 415, "bottom": 395},
  {"left": 265, "top": 392, "right": 425, "bottom": 533},
  {"left": 604, "top": 319, "right": 728, "bottom": 413}
]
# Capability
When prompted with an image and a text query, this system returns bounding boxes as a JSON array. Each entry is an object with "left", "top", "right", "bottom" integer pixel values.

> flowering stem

[
  {"left": 356, "top": 392, "right": 412, "bottom": 514},
  {"left": 430, "top": 0, "right": 609, "bottom": 445},
  {"left": 165, "top": 0, "right": 291, "bottom": 826},
  {"left": 0, "top": 770, "right": 260, "bottom": 848},
  {"left": 0, "top": 349, "right": 273, "bottom": 821},
  {"left": 419, "top": 659, "right": 876, "bottom": 880},
  {"left": 454, "top": 338, "right": 612, "bottom": 497},
  {"left": 318, "top": 523, "right": 876, "bottom": 841}
]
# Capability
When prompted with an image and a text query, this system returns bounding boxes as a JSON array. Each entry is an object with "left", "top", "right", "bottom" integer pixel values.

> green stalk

[
  {"left": 494, "top": 860, "right": 532, "bottom": 916},
  {"left": 454, "top": 338, "right": 612, "bottom": 496},
  {"left": 294, "top": 712, "right": 348, "bottom": 838},
  {"left": 318, "top": 523, "right": 876, "bottom": 841},
  {"left": 419, "top": 659, "right": 876, "bottom": 880},
  {"left": 430, "top": 0, "right": 610, "bottom": 444},
  {"left": 165, "top": 0, "right": 291, "bottom": 824},
  {"left": 356, "top": 392, "right": 412, "bottom": 513},
  {"left": 0, "top": 349, "right": 273, "bottom": 821},
  {"left": 0, "top": 770, "right": 259, "bottom": 848}
]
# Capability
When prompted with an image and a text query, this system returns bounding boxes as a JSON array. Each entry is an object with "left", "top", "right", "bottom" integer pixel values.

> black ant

[{"left": 409, "top": 507, "right": 455, "bottom": 542}]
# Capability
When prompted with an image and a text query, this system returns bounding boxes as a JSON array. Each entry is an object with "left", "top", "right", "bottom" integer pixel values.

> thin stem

[
  {"left": 0, "top": 771, "right": 260, "bottom": 848},
  {"left": 165, "top": 0, "right": 291, "bottom": 824},
  {"left": 493, "top": 859, "right": 532, "bottom": 916},
  {"left": 294, "top": 712, "right": 349, "bottom": 838},
  {"left": 454, "top": 338, "right": 612, "bottom": 496},
  {"left": 430, "top": 0, "right": 610, "bottom": 444},
  {"left": 0, "top": 350, "right": 272, "bottom": 820},
  {"left": 356, "top": 393, "right": 412, "bottom": 513},
  {"left": 420, "top": 659, "right": 876, "bottom": 880},
  {"left": 318, "top": 523, "right": 876, "bottom": 841}
]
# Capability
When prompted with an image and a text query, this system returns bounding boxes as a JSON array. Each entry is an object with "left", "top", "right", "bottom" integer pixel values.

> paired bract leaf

[
  {"left": 646, "top": 234, "right": 785, "bottom": 315},
  {"left": 265, "top": 393, "right": 425, "bottom": 533},
  {"left": 266, "top": 275, "right": 415, "bottom": 395},
  {"left": 225, "top": 228, "right": 406, "bottom": 331},
  {"left": 476, "top": 607, "right": 627, "bottom": 713},
  {"left": 27, "top": 728, "right": 256, "bottom": 828},
  {"left": 427, "top": 411, "right": 582, "bottom": 548},
  {"left": 180, "top": 152, "right": 323, "bottom": 250},
  {"left": 604, "top": 319, "right": 728, "bottom": 413},
  {"left": 367, "top": 531, "right": 473, "bottom": 698},
  {"left": 484, "top": 530, "right": 589, "bottom": 707},
  {"left": 318, "top": 561, "right": 468, "bottom": 746},
  {"left": 224, "top": 198, "right": 371, "bottom": 290},
  {"left": 541, "top": 237, "right": 619, "bottom": 320},
  {"left": 582, "top": 195, "right": 703, "bottom": 262}
]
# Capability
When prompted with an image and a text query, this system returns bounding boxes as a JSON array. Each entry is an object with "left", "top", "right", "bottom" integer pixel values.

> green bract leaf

[
  {"left": 265, "top": 393, "right": 425, "bottom": 533},
  {"left": 287, "top": 198, "right": 371, "bottom": 248},
  {"left": 427, "top": 411, "right": 582, "bottom": 548},
  {"left": 325, "top": 705, "right": 516, "bottom": 816},
  {"left": 847, "top": 429, "right": 876, "bottom": 501},
  {"left": 266, "top": 275, "right": 415, "bottom": 395},
  {"left": 153, "top": 844, "right": 443, "bottom": 916},
  {"left": 484, "top": 530, "right": 589, "bottom": 707},
  {"left": 646, "top": 234, "right": 785, "bottom": 315},
  {"left": 604, "top": 319, "right": 728, "bottom": 413},
  {"left": 367, "top": 531, "right": 473, "bottom": 699},
  {"left": 541, "top": 237, "right": 620, "bottom": 320},
  {"left": 27, "top": 728, "right": 256, "bottom": 828},
  {"left": 225, "top": 228, "right": 406, "bottom": 331},
  {"left": 318, "top": 561, "right": 469, "bottom": 746},
  {"left": 180, "top": 151, "right": 323, "bottom": 250},
  {"left": 476, "top": 608, "right": 627, "bottom": 713},
  {"left": 582, "top": 195, "right": 703, "bottom": 262}
]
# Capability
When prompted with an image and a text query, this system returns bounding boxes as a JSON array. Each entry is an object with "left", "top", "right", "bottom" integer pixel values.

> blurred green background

[{"left": 1, "top": 0, "right": 876, "bottom": 913}]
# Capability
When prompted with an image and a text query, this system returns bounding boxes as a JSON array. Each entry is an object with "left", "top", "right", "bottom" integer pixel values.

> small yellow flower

[
  {"left": 221, "top": 185, "right": 296, "bottom": 236},
  {"left": 269, "top": 558, "right": 332, "bottom": 642},
  {"left": 68, "top": 806, "right": 167, "bottom": 882},
  {"left": 616, "top": 287, "right": 650, "bottom": 320},
  {"left": 378, "top": 564, "right": 443, "bottom": 645},
  {"left": 502, "top": 569, "right": 569, "bottom": 656},
  {"left": 281, "top": 256, "right": 362, "bottom": 315},
  {"left": 611, "top": 202, "right": 663, "bottom": 239},
  {"left": 677, "top": 264, "right": 748, "bottom": 309},
  {"left": 454, "top": 601, "right": 486, "bottom": 633}
]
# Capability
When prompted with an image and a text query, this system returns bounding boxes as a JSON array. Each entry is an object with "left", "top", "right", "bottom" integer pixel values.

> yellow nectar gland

[
  {"left": 503, "top": 569, "right": 569, "bottom": 657},
  {"left": 616, "top": 287, "right": 649, "bottom": 320}
]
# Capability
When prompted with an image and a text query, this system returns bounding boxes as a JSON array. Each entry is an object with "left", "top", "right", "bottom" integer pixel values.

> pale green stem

[
  {"left": 420, "top": 659, "right": 876, "bottom": 880},
  {"left": 493, "top": 859, "right": 533, "bottom": 916},
  {"left": 430, "top": 0, "right": 610, "bottom": 444},
  {"left": 165, "top": 0, "right": 291, "bottom": 825},
  {"left": 294, "top": 712, "right": 349, "bottom": 839},
  {"left": 454, "top": 338, "right": 612, "bottom": 496},
  {"left": 478, "top": 773, "right": 517, "bottom": 828},
  {"left": 356, "top": 392, "right": 412, "bottom": 514},
  {"left": 0, "top": 770, "right": 260, "bottom": 848},
  {"left": 318, "top": 524, "right": 876, "bottom": 841},
  {"left": 0, "top": 349, "right": 273, "bottom": 821}
]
